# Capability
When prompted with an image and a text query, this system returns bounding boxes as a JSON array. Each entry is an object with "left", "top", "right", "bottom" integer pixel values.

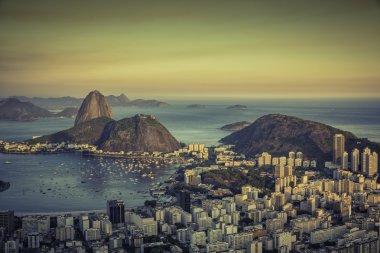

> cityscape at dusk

[{"left": 1, "top": 1, "right": 380, "bottom": 253}]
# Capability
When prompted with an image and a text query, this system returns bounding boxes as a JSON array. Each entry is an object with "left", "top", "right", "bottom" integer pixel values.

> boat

[{"left": 4, "top": 161, "right": 12, "bottom": 164}]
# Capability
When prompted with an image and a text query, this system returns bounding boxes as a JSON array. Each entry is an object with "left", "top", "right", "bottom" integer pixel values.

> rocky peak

[{"left": 74, "top": 90, "right": 113, "bottom": 126}]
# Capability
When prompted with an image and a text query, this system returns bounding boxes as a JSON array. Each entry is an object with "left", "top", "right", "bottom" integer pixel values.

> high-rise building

[
  {"left": 333, "top": 134, "right": 345, "bottom": 166},
  {"left": 368, "top": 151, "right": 378, "bottom": 177},
  {"left": 373, "top": 151, "right": 378, "bottom": 175},
  {"left": 178, "top": 190, "right": 191, "bottom": 213},
  {"left": 342, "top": 152, "right": 349, "bottom": 170},
  {"left": 296, "top": 152, "right": 303, "bottom": 160},
  {"left": 248, "top": 240, "right": 263, "bottom": 253},
  {"left": 288, "top": 152, "right": 295, "bottom": 159},
  {"left": 351, "top": 148, "right": 360, "bottom": 172},
  {"left": 362, "top": 147, "right": 371, "bottom": 175},
  {"left": 107, "top": 200, "right": 125, "bottom": 225},
  {"left": 274, "top": 165, "right": 285, "bottom": 178},
  {"left": 361, "top": 148, "right": 378, "bottom": 177},
  {"left": 55, "top": 226, "right": 75, "bottom": 241},
  {"left": 27, "top": 232, "right": 41, "bottom": 249},
  {"left": 4, "top": 240, "right": 19, "bottom": 253},
  {"left": 184, "top": 170, "right": 201, "bottom": 186},
  {"left": 295, "top": 158, "right": 303, "bottom": 167},
  {"left": 0, "top": 210, "right": 14, "bottom": 235},
  {"left": 284, "top": 165, "right": 293, "bottom": 177},
  {"left": 287, "top": 158, "right": 295, "bottom": 167},
  {"left": 258, "top": 152, "right": 272, "bottom": 167},
  {"left": 84, "top": 228, "right": 101, "bottom": 241}
]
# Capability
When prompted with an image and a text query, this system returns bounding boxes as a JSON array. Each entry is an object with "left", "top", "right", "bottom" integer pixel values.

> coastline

[{"left": 14, "top": 209, "right": 106, "bottom": 217}]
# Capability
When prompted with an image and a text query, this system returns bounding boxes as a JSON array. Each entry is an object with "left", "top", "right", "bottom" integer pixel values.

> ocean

[{"left": 0, "top": 98, "right": 379, "bottom": 213}]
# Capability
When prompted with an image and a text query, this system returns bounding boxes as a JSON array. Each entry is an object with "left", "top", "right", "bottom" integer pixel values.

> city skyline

[{"left": 1, "top": 0, "right": 380, "bottom": 98}]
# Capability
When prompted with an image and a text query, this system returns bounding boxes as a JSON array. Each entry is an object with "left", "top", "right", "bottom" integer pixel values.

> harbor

[{"left": 0, "top": 152, "right": 179, "bottom": 213}]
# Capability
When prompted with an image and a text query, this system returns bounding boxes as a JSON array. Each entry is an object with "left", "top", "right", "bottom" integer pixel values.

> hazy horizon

[
  {"left": 4, "top": 92, "right": 380, "bottom": 101},
  {"left": 1, "top": 0, "right": 380, "bottom": 98}
]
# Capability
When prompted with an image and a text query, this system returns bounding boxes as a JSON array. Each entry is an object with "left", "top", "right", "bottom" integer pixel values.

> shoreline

[{"left": 14, "top": 209, "right": 107, "bottom": 217}]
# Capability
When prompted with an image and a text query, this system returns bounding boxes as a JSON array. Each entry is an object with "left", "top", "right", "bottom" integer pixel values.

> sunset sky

[{"left": 1, "top": 0, "right": 380, "bottom": 99}]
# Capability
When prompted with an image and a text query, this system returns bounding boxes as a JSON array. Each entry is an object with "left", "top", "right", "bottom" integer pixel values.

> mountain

[
  {"left": 55, "top": 107, "right": 78, "bottom": 118},
  {"left": 0, "top": 98, "right": 52, "bottom": 121},
  {"left": 220, "top": 114, "right": 380, "bottom": 162},
  {"left": 74, "top": 90, "right": 113, "bottom": 126},
  {"left": 9, "top": 94, "right": 168, "bottom": 109},
  {"left": 126, "top": 99, "right": 170, "bottom": 108},
  {"left": 28, "top": 114, "right": 181, "bottom": 153},
  {"left": 97, "top": 114, "right": 181, "bottom": 153},
  {"left": 106, "top": 94, "right": 130, "bottom": 106},
  {"left": 221, "top": 121, "right": 250, "bottom": 131},
  {"left": 28, "top": 117, "right": 113, "bottom": 145},
  {"left": 226, "top": 104, "right": 247, "bottom": 110},
  {"left": 12, "top": 96, "right": 82, "bottom": 110}
]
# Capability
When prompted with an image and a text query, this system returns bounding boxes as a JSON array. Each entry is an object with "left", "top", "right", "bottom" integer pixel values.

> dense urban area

[{"left": 1, "top": 134, "right": 379, "bottom": 253}]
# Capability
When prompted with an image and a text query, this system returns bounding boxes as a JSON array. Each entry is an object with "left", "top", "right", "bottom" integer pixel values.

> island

[
  {"left": 220, "top": 121, "right": 250, "bottom": 131},
  {"left": 55, "top": 107, "right": 78, "bottom": 118},
  {"left": 226, "top": 104, "right": 248, "bottom": 110},
  {"left": 187, "top": 104, "right": 206, "bottom": 108},
  {"left": 126, "top": 99, "right": 170, "bottom": 108},
  {"left": 9, "top": 93, "right": 170, "bottom": 109},
  {"left": 0, "top": 98, "right": 53, "bottom": 121}
]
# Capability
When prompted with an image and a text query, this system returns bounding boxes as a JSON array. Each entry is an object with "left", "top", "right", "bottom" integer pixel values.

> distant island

[
  {"left": 226, "top": 104, "right": 248, "bottom": 110},
  {"left": 0, "top": 98, "right": 80, "bottom": 121},
  {"left": 220, "top": 114, "right": 380, "bottom": 162},
  {"left": 7, "top": 93, "right": 170, "bottom": 109},
  {"left": 0, "top": 98, "right": 54, "bottom": 121},
  {"left": 55, "top": 107, "right": 78, "bottom": 118},
  {"left": 0, "top": 92, "right": 172, "bottom": 121},
  {"left": 127, "top": 99, "right": 170, "bottom": 108},
  {"left": 221, "top": 121, "right": 250, "bottom": 131},
  {"left": 187, "top": 104, "right": 206, "bottom": 108}
]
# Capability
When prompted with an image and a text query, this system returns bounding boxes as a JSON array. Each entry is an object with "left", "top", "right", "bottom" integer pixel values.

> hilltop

[
  {"left": 220, "top": 114, "right": 380, "bottom": 162},
  {"left": 29, "top": 115, "right": 180, "bottom": 153},
  {"left": 74, "top": 90, "right": 113, "bottom": 126},
  {"left": 98, "top": 114, "right": 181, "bottom": 153},
  {"left": 0, "top": 98, "right": 52, "bottom": 121}
]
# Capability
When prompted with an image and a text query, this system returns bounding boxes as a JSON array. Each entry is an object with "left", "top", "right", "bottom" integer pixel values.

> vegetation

[
  {"left": 221, "top": 114, "right": 380, "bottom": 163},
  {"left": 144, "top": 200, "right": 157, "bottom": 208},
  {"left": 201, "top": 167, "right": 274, "bottom": 194}
]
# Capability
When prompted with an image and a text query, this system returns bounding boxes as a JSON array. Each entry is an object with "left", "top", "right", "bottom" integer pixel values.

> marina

[{"left": 0, "top": 152, "right": 177, "bottom": 213}]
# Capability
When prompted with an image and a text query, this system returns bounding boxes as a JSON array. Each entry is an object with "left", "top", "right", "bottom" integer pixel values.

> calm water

[
  {"left": 1, "top": 99, "right": 380, "bottom": 145},
  {"left": 0, "top": 98, "right": 379, "bottom": 213},
  {"left": 0, "top": 153, "right": 177, "bottom": 213}
]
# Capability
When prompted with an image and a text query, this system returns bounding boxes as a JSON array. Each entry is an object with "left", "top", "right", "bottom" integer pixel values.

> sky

[{"left": 0, "top": 0, "right": 380, "bottom": 99}]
